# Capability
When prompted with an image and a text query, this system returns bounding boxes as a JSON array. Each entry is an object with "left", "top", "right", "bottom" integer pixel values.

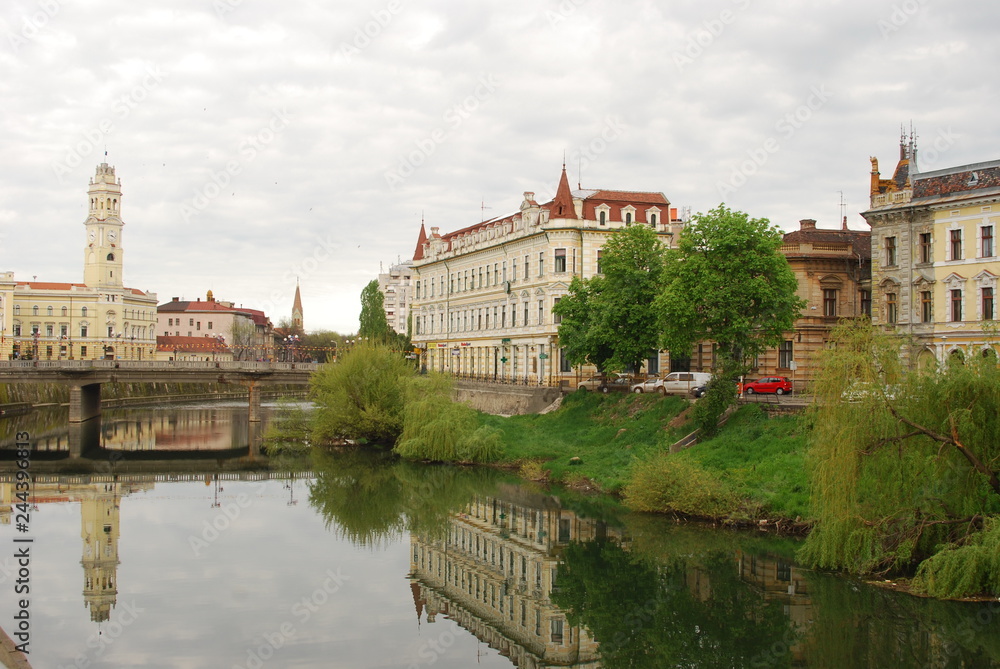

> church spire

[
  {"left": 292, "top": 280, "right": 303, "bottom": 332},
  {"left": 412, "top": 219, "right": 428, "bottom": 261}
]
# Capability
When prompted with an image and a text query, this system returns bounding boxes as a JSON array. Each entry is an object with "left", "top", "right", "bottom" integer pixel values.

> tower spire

[{"left": 292, "top": 280, "right": 303, "bottom": 333}]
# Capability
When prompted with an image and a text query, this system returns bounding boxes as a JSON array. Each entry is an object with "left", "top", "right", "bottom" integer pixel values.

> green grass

[
  {"left": 671, "top": 404, "right": 811, "bottom": 520},
  {"left": 479, "top": 391, "right": 690, "bottom": 492}
]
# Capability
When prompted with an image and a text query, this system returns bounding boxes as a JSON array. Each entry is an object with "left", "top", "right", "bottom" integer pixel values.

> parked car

[
  {"left": 742, "top": 376, "right": 793, "bottom": 395},
  {"left": 656, "top": 371, "right": 712, "bottom": 396},
  {"left": 690, "top": 384, "right": 707, "bottom": 398},
  {"left": 630, "top": 375, "right": 663, "bottom": 393},
  {"left": 578, "top": 373, "right": 633, "bottom": 393}
]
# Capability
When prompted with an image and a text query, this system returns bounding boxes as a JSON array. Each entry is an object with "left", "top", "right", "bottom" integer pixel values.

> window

[
  {"left": 950, "top": 229, "right": 963, "bottom": 260},
  {"left": 625, "top": 212, "right": 632, "bottom": 225},
  {"left": 493, "top": 307, "right": 497, "bottom": 328},
  {"left": 919, "top": 232, "right": 932, "bottom": 263},
  {"left": 80, "top": 325, "right": 87, "bottom": 337},
  {"left": 33, "top": 305, "right": 38, "bottom": 315},
  {"left": 196, "top": 321, "right": 201, "bottom": 331},
  {"left": 81, "top": 346, "right": 87, "bottom": 357},
  {"left": 951, "top": 289, "right": 963, "bottom": 322},
  {"left": 13, "top": 305, "right": 19, "bottom": 315},
  {"left": 60, "top": 325, "right": 68, "bottom": 336},
  {"left": 650, "top": 213, "right": 657, "bottom": 226},
  {"left": 596, "top": 249, "right": 603, "bottom": 274},
  {"left": 921, "top": 291, "right": 932, "bottom": 322},
  {"left": 983, "top": 226, "right": 995, "bottom": 258},
  {"left": 46, "top": 325, "right": 53, "bottom": 336},
  {"left": 61, "top": 306, "right": 67, "bottom": 316},
  {"left": 81, "top": 307, "right": 87, "bottom": 317},
  {"left": 553, "top": 297, "right": 561, "bottom": 324},
  {"left": 106, "top": 253, "right": 114, "bottom": 261},
  {"left": 823, "top": 289, "right": 837, "bottom": 317},
  {"left": 512, "top": 258, "right": 518, "bottom": 282},
  {"left": 599, "top": 210, "right": 606, "bottom": 225},
  {"left": 207, "top": 321, "right": 213, "bottom": 330},
  {"left": 501, "top": 306, "right": 506, "bottom": 328},
  {"left": 502, "top": 262, "right": 507, "bottom": 283},
  {"left": 13, "top": 324, "right": 21, "bottom": 336},
  {"left": 538, "top": 300, "right": 544, "bottom": 325},
  {"left": 885, "top": 236, "right": 897, "bottom": 266},
  {"left": 983, "top": 287, "right": 994, "bottom": 321},
  {"left": 551, "top": 619, "right": 564, "bottom": 644},
  {"left": 860, "top": 290, "right": 871, "bottom": 317},
  {"left": 189, "top": 318, "right": 194, "bottom": 326},
  {"left": 778, "top": 340, "right": 794, "bottom": 368},
  {"left": 168, "top": 318, "right": 173, "bottom": 326},
  {"left": 524, "top": 255, "right": 529, "bottom": 280},
  {"left": 554, "top": 248, "right": 566, "bottom": 272},
  {"left": 524, "top": 302, "right": 529, "bottom": 326},
  {"left": 47, "top": 306, "right": 53, "bottom": 316},
  {"left": 511, "top": 305, "right": 516, "bottom": 327},
  {"left": 538, "top": 252, "right": 544, "bottom": 277},
  {"left": 886, "top": 293, "right": 898, "bottom": 324},
  {"left": 415, "top": 280, "right": 420, "bottom": 298}
]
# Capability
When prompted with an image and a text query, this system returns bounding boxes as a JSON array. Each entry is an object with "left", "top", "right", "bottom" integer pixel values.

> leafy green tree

[
  {"left": 656, "top": 205, "right": 803, "bottom": 431},
  {"left": 597, "top": 223, "right": 668, "bottom": 372},
  {"left": 301, "top": 330, "right": 345, "bottom": 363},
  {"left": 554, "top": 224, "right": 667, "bottom": 374},
  {"left": 358, "top": 279, "right": 392, "bottom": 343},
  {"left": 309, "top": 342, "right": 413, "bottom": 445},
  {"left": 554, "top": 275, "right": 613, "bottom": 373},
  {"left": 656, "top": 204, "right": 804, "bottom": 373},
  {"left": 800, "top": 320, "right": 1000, "bottom": 598}
]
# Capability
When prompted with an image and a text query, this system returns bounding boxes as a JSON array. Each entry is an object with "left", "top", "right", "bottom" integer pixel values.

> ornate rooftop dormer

[{"left": 869, "top": 128, "right": 917, "bottom": 208}]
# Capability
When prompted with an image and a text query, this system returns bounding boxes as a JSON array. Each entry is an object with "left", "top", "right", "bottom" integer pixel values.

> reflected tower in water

[
  {"left": 408, "top": 485, "right": 611, "bottom": 668},
  {"left": 80, "top": 482, "right": 122, "bottom": 622}
]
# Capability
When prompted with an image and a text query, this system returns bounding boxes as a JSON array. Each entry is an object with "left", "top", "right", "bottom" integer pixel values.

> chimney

[
  {"left": 799, "top": 219, "right": 817, "bottom": 231},
  {"left": 842, "top": 215, "right": 848, "bottom": 231},
  {"left": 172, "top": 297, "right": 179, "bottom": 302},
  {"left": 524, "top": 191, "right": 535, "bottom": 202},
  {"left": 670, "top": 207, "right": 678, "bottom": 221},
  {"left": 430, "top": 226, "right": 440, "bottom": 237}
]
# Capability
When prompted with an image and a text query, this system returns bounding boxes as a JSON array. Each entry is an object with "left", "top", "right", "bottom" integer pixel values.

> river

[{"left": 0, "top": 401, "right": 998, "bottom": 668}]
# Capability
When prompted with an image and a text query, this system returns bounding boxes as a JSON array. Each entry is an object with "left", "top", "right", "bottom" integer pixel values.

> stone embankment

[{"left": 453, "top": 381, "right": 562, "bottom": 416}]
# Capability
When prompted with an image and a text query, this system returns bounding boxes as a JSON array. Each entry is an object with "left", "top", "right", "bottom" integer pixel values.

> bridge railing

[{"left": 0, "top": 360, "right": 321, "bottom": 372}]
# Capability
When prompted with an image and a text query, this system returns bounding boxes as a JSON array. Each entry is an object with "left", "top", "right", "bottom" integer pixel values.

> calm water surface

[{"left": 1, "top": 402, "right": 998, "bottom": 668}]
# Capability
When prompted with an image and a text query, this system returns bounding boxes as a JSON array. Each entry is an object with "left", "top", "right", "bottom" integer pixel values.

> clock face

[
  {"left": 88, "top": 231, "right": 96, "bottom": 242},
  {"left": 107, "top": 231, "right": 117, "bottom": 242}
]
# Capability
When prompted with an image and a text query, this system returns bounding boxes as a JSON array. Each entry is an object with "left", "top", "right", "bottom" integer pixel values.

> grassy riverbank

[{"left": 477, "top": 392, "right": 811, "bottom": 523}]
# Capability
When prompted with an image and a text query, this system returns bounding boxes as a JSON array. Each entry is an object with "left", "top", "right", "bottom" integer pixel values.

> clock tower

[{"left": 83, "top": 162, "right": 125, "bottom": 289}]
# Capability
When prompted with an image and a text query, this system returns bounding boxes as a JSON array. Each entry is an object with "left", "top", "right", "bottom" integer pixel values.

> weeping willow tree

[
  {"left": 800, "top": 320, "right": 1000, "bottom": 598},
  {"left": 393, "top": 373, "right": 503, "bottom": 463},
  {"left": 309, "top": 341, "right": 414, "bottom": 445}
]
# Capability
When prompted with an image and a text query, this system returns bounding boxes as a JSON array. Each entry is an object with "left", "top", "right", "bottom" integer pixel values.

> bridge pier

[
  {"left": 69, "top": 382, "right": 102, "bottom": 423},
  {"left": 247, "top": 381, "right": 262, "bottom": 423}
]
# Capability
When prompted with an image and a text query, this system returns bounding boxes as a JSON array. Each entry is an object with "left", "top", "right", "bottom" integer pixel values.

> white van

[{"left": 655, "top": 371, "right": 712, "bottom": 396}]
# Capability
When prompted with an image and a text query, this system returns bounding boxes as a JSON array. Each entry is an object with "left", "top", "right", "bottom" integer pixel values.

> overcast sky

[{"left": 1, "top": 0, "right": 997, "bottom": 333}]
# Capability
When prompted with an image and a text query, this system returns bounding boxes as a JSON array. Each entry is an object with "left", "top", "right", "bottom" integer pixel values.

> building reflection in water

[
  {"left": 2, "top": 480, "right": 151, "bottom": 622},
  {"left": 408, "top": 486, "right": 820, "bottom": 669},
  {"left": 409, "top": 485, "right": 609, "bottom": 668}
]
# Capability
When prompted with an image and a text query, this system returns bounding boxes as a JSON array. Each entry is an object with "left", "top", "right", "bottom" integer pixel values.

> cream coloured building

[
  {"left": 863, "top": 141, "right": 999, "bottom": 367},
  {"left": 409, "top": 167, "right": 682, "bottom": 385},
  {"left": 1, "top": 163, "right": 158, "bottom": 361}
]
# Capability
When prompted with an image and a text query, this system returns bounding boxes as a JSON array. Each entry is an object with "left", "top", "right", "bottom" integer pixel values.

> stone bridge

[{"left": 0, "top": 360, "right": 319, "bottom": 422}]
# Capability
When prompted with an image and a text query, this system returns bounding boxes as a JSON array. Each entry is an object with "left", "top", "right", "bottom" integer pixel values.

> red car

[{"left": 742, "top": 376, "right": 793, "bottom": 395}]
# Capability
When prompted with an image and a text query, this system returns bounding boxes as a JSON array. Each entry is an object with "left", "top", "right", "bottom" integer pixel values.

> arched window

[
  {"left": 13, "top": 305, "right": 19, "bottom": 315},
  {"left": 32, "top": 305, "right": 38, "bottom": 315},
  {"left": 625, "top": 212, "right": 632, "bottom": 225},
  {"left": 47, "top": 306, "right": 53, "bottom": 316},
  {"left": 62, "top": 306, "right": 68, "bottom": 316},
  {"left": 81, "top": 306, "right": 88, "bottom": 317},
  {"left": 599, "top": 211, "right": 606, "bottom": 225},
  {"left": 107, "top": 253, "right": 115, "bottom": 261},
  {"left": 650, "top": 213, "right": 657, "bottom": 226}
]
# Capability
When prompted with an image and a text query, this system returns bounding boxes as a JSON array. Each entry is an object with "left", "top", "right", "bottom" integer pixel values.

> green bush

[
  {"left": 309, "top": 342, "right": 413, "bottom": 445},
  {"left": 912, "top": 518, "right": 1000, "bottom": 599},
  {"left": 394, "top": 374, "right": 503, "bottom": 463},
  {"left": 624, "top": 455, "right": 740, "bottom": 518}
]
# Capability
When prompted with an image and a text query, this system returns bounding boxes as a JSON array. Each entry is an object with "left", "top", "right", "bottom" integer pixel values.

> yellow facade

[{"left": 0, "top": 163, "right": 158, "bottom": 361}]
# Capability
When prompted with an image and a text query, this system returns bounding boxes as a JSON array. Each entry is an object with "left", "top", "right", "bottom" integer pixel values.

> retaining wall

[{"left": 453, "top": 381, "right": 562, "bottom": 415}]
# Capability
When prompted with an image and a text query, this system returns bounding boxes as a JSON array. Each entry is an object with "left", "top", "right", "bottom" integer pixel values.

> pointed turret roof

[
  {"left": 548, "top": 165, "right": 578, "bottom": 220},
  {"left": 412, "top": 222, "right": 428, "bottom": 260}
]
